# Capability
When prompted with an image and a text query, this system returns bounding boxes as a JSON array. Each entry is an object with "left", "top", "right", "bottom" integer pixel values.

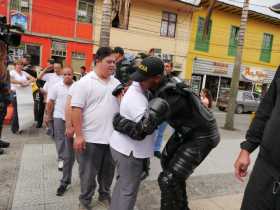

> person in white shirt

[
  {"left": 42, "top": 63, "right": 63, "bottom": 137},
  {"left": 10, "top": 59, "right": 35, "bottom": 133},
  {"left": 46, "top": 67, "right": 74, "bottom": 194},
  {"left": 109, "top": 56, "right": 165, "bottom": 210},
  {"left": 71, "top": 47, "right": 120, "bottom": 210}
]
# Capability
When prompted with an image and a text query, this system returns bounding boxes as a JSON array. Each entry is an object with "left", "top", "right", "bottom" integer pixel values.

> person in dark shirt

[
  {"left": 22, "top": 55, "right": 37, "bottom": 78},
  {"left": 235, "top": 66, "right": 280, "bottom": 210},
  {"left": 113, "top": 47, "right": 131, "bottom": 84},
  {"left": 0, "top": 41, "right": 11, "bottom": 155}
]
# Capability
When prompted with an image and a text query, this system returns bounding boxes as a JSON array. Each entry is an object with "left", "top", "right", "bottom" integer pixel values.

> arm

[
  {"left": 72, "top": 107, "right": 86, "bottom": 152},
  {"left": 45, "top": 99, "right": 54, "bottom": 126},
  {"left": 11, "top": 79, "right": 24, "bottom": 85},
  {"left": 65, "top": 96, "right": 74, "bottom": 138},
  {"left": 241, "top": 67, "right": 279, "bottom": 153},
  {"left": 235, "top": 66, "right": 280, "bottom": 182},
  {"left": 113, "top": 98, "right": 169, "bottom": 140},
  {"left": 0, "top": 41, "right": 7, "bottom": 78},
  {"left": 38, "top": 66, "right": 51, "bottom": 80}
]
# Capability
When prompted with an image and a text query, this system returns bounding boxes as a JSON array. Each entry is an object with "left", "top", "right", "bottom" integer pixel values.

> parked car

[{"left": 216, "top": 88, "right": 261, "bottom": 114}]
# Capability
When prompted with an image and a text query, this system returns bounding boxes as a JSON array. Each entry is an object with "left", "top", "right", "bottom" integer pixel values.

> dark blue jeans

[{"left": 11, "top": 93, "right": 19, "bottom": 133}]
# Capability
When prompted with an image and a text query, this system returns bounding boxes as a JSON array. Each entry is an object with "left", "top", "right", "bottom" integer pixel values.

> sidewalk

[{"left": 9, "top": 111, "right": 255, "bottom": 210}]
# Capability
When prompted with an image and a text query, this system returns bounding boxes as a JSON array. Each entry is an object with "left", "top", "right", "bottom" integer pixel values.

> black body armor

[{"left": 113, "top": 76, "right": 220, "bottom": 210}]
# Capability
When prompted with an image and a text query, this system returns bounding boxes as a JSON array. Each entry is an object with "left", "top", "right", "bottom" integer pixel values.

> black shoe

[
  {"left": 56, "top": 185, "right": 68, "bottom": 196},
  {"left": 0, "top": 140, "right": 10, "bottom": 148},
  {"left": 154, "top": 151, "right": 161, "bottom": 159},
  {"left": 0, "top": 148, "right": 4, "bottom": 155}
]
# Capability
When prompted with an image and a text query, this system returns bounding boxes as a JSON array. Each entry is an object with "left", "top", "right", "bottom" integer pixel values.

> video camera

[{"left": 0, "top": 16, "right": 22, "bottom": 47}]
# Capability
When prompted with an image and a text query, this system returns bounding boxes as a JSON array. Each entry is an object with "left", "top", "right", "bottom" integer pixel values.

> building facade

[
  {"left": 94, "top": 0, "right": 196, "bottom": 74},
  {"left": 1, "top": 0, "right": 95, "bottom": 73},
  {"left": 186, "top": 1, "right": 280, "bottom": 99}
]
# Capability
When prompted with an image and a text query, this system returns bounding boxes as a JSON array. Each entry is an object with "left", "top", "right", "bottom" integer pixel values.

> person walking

[
  {"left": 46, "top": 67, "right": 74, "bottom": 173},
  {"left": 71, "top": 47, "right": 120, "bottom": 210}
]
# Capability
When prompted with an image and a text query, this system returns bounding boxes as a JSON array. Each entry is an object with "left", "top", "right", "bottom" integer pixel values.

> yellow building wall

[
  {"left": 94, "top": 0, "right": 193, "bottom": 73},
  {"left": 186, "top": 8, "right": 280, "bottom": 80}
]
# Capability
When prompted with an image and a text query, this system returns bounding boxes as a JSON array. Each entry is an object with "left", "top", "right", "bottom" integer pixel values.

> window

[
  {"left": 77, "top": 0, "right": 94, "bottom": 23},
  {"left": 51, "top": 41, "right": 67, "bottom": 57},
  {"left": 10, "top": 0, "right": 29, "bottom": 13},
  {"left": 260, "top": 33, "right": 273, "bottom": 63},
  {"left": 8, "top": 44, "right": 41, "bottom": 65},
  {"left": 111, "top": 2, "right": 131, "bottom": 30},
  {"left": 243, "top": 92, "right": 253, "bottom": 101},
  {"left": 26, "top": 45, "right": 41, "bottom": 66},
  {"left": 194, "top": 17, "right": 212, "bottom": 52},
  {"left": 228, "top": 26, "right": 240, "bottom": 56},
  {"left": 160, "top": 12, "right": 177, "bottom": 38}
]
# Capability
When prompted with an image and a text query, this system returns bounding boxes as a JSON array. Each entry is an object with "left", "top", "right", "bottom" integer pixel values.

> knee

[{"left": 158, "top": 171, "right": 176, "bottom": 190}]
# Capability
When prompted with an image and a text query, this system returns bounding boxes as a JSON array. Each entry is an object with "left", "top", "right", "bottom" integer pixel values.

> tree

[
  {"left": 99, "top": 0, "right": 112, "bottom": 47},
  {"left": 224, "top": 0, "right": 250, "bottom": 130}
]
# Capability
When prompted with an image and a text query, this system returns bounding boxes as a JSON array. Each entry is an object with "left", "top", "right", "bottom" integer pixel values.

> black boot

[
  {"left": 0, "top": 148, "right": 4, "bottom": 155},
  {"left": 0, "top": 140, "right": 10, "bottom": 148}
]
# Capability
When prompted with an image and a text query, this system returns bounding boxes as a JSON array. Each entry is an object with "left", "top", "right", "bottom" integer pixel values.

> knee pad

[
  {"left": 170, "top": 144, "right": 201, "bottom": 179},
  {"left": 158, "top": 171, "right": 174, "bottom": 190},
  {"left": 161, "top": 132, "right": 183, "bottom": 169}
]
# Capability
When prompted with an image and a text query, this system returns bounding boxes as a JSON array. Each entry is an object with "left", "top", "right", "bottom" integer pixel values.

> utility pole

[
  {"left": 224, "top": 0, "right": 250, "bottom": 130},
  {"left": 99, "top": 0, "right": 112, "bottom": 47}
]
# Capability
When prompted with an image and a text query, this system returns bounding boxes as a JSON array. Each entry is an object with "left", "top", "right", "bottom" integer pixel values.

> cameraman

[{"left": 0, "top": 41, "right": 11, "bottom": 155}]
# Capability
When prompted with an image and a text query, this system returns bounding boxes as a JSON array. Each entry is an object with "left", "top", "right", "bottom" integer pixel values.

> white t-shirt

[
  {"left": 71, "top": 71, "right": 120, "bottom": 144},
  {"left": 42, "top": 73, "right": 63, "bottom": 93},
  {"left": 109, "top": 82, "right": 156, "bottom": 159},
  {"left": 47, "top": 81, "right": 73, "bottom": 120},
  {"left": 10, "top": 70, "right": 30, "bottom": 91}
]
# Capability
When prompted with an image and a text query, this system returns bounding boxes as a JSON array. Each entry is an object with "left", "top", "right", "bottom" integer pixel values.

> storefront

[
  {"left": 191, "top": 58, "right": 276, "bottom": 100},
  {"left": 8, "top": 35, "right": 93, "bottom": 72}
]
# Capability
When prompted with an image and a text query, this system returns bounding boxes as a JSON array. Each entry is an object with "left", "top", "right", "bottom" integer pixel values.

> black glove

[
  {"left": 141, "top": 158, "right": 150, "bottom": 180},
  {"left": 146, "top": 98, "right": 170, "bottom": 126},
  {"left": 112, "top": 83, "right": 125, "bottom": 97},
  {"left": 112, "top": 98, "right": 169, "bottom": 140}
]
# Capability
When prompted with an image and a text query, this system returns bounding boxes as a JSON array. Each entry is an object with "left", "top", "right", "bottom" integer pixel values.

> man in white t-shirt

[
  {"left": 71, "top": 47, "right": 120, "bottom": 210},
  {"left": 41, "top": 63, "right": 63, "bottom": 137},
  {"left": 109, "top": 56, "right": 165, "bottom": 210},
  {"left": 46, "top": 67, "right": 74, "bottom": 195}
]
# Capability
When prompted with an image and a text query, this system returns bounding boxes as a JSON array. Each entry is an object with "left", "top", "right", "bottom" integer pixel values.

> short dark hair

[
  {"left": 95, "top": 47, "right": 113, "bottom": 63},
  {"left": 80, "top": 66, "right": 86, "bottom": 70},
  {"left": 113, "top": 47, "right": 124, "bottom": 55}
]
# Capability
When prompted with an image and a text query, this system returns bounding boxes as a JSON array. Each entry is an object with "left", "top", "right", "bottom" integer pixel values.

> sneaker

[
  {"left": 58, "top": 160, "right": 63, "bottom": 171},
  {"left": 56, "top": 184, "right": 68, "bottom": 196},
  {"left": 154, "top": 151, "right": 161, "bottom": 159},
  {"left": 0, "top": 140, "right": 10, "bottom": 148},
  {"left": 0, "top": 148, "right": 4, "bottom": 155}
]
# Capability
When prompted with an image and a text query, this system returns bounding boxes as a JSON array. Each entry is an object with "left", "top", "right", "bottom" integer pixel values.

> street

[{"left": 0, "top": 110, "right": 257, "bottom": 210}]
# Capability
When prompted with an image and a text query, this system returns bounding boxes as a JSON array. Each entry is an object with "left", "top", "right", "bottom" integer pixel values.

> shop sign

[
  {"left": 213, "top": 62, "right": 228, "bottom": 74},
  {"left": 242, "top": 67, "right": 268, "bottom": 82},
  {"left": 11, "top": 12, "right": 27, "bottom": 31}
]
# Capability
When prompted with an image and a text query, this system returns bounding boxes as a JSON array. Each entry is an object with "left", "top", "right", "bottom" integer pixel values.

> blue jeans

[{"left": 154, "top": 122, "right": 168, "bottom": 152}]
